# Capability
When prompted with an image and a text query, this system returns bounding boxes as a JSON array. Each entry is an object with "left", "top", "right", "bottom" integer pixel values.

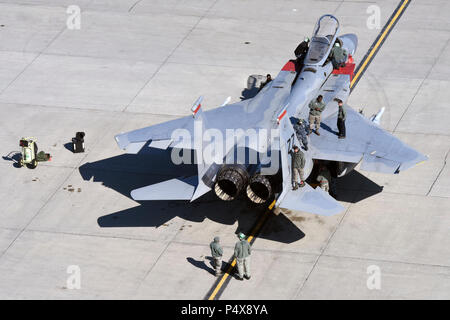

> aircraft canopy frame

[{"left": 304, "top": 14, "right": 340, "bottom": 66}]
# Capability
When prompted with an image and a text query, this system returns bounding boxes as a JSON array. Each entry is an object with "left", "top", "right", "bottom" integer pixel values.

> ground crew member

[
  {"left": 210, "top": 236, "right": 223, "bottom": 276},
  {"left": 316, "top": 165, "right": 331, "bottom": 193},
  {"left": 337, "top": 99, "right": 346, "bottom": 139},
  {"left": 234, "top": 233, "right": 251, "bottom": 280},
  {"left": 293, "top": 118, "right": 308, "bottom": 151},
  {"left": 289, "top": 146, "right": 306, "bottom": 190},
  {"left": 294, "top": 37, "right": 310, "bottom": 59},
  {"left": 259, "top": 74, "right": 272, "bottom": 91},
  {"left": 308, "top": 95, "right": 326, "bottom": 135},
  {"left": 330, "top": 42, "right": 347, "bottom": 69}
]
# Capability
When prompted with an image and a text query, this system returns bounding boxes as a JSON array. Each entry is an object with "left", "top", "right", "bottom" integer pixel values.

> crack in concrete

[
  {"left": 393, "top": 37, "right": 450, "bottom": 133},
  {"left": 0, "top": 26, "right": 66, "bottom": 96},
  {"left": 128, "top": 0, "right": 144, "bottom": 13},
  {"left": 122, "top": 0, "right": 220, "bottom": 112},
  {"left": 427, "top": 147, "right": 450, "bottom": 196}
]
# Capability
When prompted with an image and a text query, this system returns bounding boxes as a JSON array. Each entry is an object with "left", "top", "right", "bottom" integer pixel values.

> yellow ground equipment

[{"left": 19, "top": 137, "right": 39, "bottom": 169}]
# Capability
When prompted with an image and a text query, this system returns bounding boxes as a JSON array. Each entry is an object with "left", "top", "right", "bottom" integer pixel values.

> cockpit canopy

[{"left": 304, "top": 15, "right": 340, "bottom": 66}]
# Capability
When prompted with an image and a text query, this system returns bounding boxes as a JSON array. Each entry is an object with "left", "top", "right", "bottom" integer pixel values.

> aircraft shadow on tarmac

[
  {"left": 79, "top": 148, "right": 382, "bottom": 244},
  {"left": 334, "top": 170, "right": 383, "bottom": 203}
]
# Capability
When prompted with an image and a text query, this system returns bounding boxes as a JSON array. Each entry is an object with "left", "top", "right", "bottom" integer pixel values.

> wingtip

[{"left": 114, "top": 133, "right": 130, "bottom": 150}]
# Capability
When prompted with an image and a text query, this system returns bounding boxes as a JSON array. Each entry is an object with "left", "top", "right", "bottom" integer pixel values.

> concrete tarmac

[{"left": 0, "top": 0, "right": 448, "bottom": 299}]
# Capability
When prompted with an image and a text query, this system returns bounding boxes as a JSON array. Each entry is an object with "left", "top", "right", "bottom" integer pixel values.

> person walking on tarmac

[
  {"left": 308, "top": 95, "right": 326, "bottom": 135},
  {"left": 210, "top": 236, "right": 223, "bottom": 277},
  {"left": 234, "top": 233, "right": 251, "bottom": 280}
]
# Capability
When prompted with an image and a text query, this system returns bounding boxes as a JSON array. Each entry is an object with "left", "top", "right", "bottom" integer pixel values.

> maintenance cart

[{"left": 18, "top": 137, "right": 51, "bottom": 169}]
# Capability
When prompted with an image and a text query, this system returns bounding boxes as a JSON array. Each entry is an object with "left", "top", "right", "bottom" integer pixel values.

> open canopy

[{"left": 305, "top": 15, "right": 340, "bottom": 66}]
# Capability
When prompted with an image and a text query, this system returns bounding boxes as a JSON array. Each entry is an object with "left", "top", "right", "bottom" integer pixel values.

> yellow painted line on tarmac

[
  {"left": 350, "top": 0, "right": 410, "bottom": 89},
  {"left": 207, "top": 199, "right": 276, "bottom": 300}
]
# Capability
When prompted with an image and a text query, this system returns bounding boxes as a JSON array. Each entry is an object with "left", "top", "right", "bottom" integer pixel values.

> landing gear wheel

[
  {"left": 27, "top": 159, "right": 37, "bottom": 169},
  {"left": 18, "top": 158, "right": 24, "bottom": 168}
]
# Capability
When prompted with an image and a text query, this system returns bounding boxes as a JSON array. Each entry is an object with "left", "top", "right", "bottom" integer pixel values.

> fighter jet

[{"left": 114, "top": 15, "right": 427, "bottom": 216}]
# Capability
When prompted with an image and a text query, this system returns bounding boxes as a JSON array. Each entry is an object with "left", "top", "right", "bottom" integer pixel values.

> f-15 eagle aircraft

[{"left": 114, "top": 15, "right": 427, "bottom": 216}]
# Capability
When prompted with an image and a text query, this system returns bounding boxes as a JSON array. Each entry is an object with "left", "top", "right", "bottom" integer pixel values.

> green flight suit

[
  {"left": 290, "top": 150, "right": 306, "bottom": 187},
  {"left": 331, "top": 46, "right": 347, "bottom": 68},
  {"left": 309, "top": 99, "right": 326, "bottom": 131},
  {"left": 234, "top": 239, "right": 251, "bottom": 279},
  {"left": 210, "top": 237, "right": 223, "bottom": 275}
]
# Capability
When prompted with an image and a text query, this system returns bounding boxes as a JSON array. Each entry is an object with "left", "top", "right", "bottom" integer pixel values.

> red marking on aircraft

[
  {"left": 332, "top": 55, "right": 355, "bottom": 81},
  {"left": 193, "top": 104, "right": 201, "bottom": 115},
  {"left": 281, "top": 60, "right": 296, "bottom": 72},
  {"left": 277, "top": 109, "right": 287, "bottom": 123}
]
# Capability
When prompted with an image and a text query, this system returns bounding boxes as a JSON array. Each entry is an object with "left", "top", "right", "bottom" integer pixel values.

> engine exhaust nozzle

[
  {"left": 214, "top": 165, "right": 248, "bottom": 201},
  {"left": 246, "top": 174, "right": 272, "bottom": 204}
]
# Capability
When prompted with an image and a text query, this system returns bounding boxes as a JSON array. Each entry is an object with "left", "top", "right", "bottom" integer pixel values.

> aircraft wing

[
  {"left": 114, "top": 99, "right": 251, "bottom": 153},
  {"left": 131, "top": 176, "right": 197, "bottom": 200},
  {"left": 309, "top": 105, "right": 428, "bottom": 173}
]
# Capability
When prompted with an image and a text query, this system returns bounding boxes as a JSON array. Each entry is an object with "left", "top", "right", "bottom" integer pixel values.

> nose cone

[{"left": 339, "top": 33, "right": 358, "bottom": 55}]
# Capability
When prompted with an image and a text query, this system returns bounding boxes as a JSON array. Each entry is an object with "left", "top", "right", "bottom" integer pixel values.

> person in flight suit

[
  {"left": 330, "top": 42, "right": 348, "bottom": 69},
  {"left": 336, "top": 99, "right": 347, "bottom": 139},
  {"left": 234, "top": 233, "right": 251, "bottom": 280},
  {"left": 289, "top": 145, "right": 306, "bottom": 190},
  {"left": 210, "top": 236, "right": 223, "bottom": 277},
  {"left": 294, "top": 37, "right": 310, "bottom": 59},
  {"left": 258, "top": 74, "right": 272, "bottom": 91},
  {"left": 308, "top": 95, "right": 326, "bottom": 136}
]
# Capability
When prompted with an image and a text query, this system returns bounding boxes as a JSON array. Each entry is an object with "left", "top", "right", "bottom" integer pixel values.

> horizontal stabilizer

[
  {"left": 118, "top": 139, "right": 174, "bottom": 154},
  {"left": 124, "top": 141, "right": 146, "bottom": 154},
  {"left": 130, "top": 176, "right": 197, "bottom": 201},
  {"left": 278, "top": 184, "right": 344, "bottom": 216},
  {"left": 149, "top": 139, "right": 173, "bottom": 150}
]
